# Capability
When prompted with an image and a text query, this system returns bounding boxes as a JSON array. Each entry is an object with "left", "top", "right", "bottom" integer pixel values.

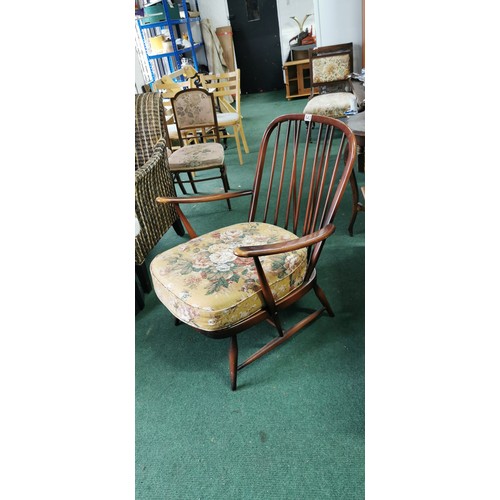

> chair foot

[
  {"left": 313, "top": 283, "right": 334, "bottom": 317},
  {"left": 229, "top": 335, "right": 238, "bottom": 391}
]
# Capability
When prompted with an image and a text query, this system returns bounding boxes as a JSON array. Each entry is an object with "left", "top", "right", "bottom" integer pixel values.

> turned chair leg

[
  {"left": 229, "top": 335, "right": 238, "bottom": 391},
  {"left": 313, "top": 283, "right": 334, "bottom": 317},
  {"left": 348, "top": 170, "right": 360, "bottom": 236}
]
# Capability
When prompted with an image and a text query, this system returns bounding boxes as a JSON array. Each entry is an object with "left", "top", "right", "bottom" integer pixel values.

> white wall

[
  {"left": 276, "top": 0, "right": 315, "bottom": 64},
  {"left": 197, "top": 0, "right": 229, "bottom": 30},
  {"left": 197, "top": 0, "right": 315, "bottom": 66},
  {"left": 313, "top": 0, "right": 363, "bottom": 72}
]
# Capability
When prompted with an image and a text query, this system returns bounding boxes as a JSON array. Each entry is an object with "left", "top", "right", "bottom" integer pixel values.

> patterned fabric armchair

[
  {"left": 150, "top": 114, "right": 357, "bottom": 390},
  {"left": 135, "top": 92, "right": 184, "bottom": 266},
  {"left": 303, "top": 43, "right": 358, "bottom": 119}
]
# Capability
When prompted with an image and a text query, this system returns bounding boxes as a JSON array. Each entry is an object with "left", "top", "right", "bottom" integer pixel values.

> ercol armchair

[
  {"left": 135, "top": 93, "right": 184, "bottom": 301},
  {"left": 150, "top": 113, "right": 357, "bottom": 390},
  {"left": 303, "top": 43, "right": 360, "bottom": 119}
]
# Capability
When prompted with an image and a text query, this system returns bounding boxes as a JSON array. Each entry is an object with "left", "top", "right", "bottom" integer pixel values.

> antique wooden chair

[
  {"left": 198, "top": 69, "right": 249, "bottom": 165},
  {"left": 150, "top": 113, "right": 357, "bottom": 390},
  {"left": 303, "top": 43, "right": 360, "bottom": 119},
  {"left": 151, "top": 65, "right": 197, "bottom": 147},
  {"left": 167, "top": 87, "right": 232, "bottom": 208}
]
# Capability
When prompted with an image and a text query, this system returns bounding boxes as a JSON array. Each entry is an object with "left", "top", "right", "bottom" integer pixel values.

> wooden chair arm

[
  {"left": 156, "top": 190, "right": 252, "bottom": 205},
  {"left": 234, "top": 224, "right": 335, "bottom": 258}
]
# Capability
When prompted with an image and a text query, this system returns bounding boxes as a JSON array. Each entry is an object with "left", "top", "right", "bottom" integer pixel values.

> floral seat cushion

[
  {"left": 150, "top": 222, "right": 307, "bottom": 332},
  {"left": 303, "top": 92, "right": 354, "bottom": 119},
  {"left": 168, "top": 142, "right": 224, "bottom": 171}
]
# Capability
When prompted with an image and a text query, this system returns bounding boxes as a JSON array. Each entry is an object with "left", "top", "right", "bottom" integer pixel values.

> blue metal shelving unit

[{"left": 137, "top": 0, "right": 205, "bottom": 83}]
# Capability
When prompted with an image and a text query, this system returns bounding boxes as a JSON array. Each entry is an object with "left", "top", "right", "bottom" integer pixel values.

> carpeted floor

[{"left": 135, "top": 89, "right": 365, "bottom": 499}]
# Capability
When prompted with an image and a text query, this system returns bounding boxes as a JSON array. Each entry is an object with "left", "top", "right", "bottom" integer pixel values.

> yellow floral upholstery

[
  {"left": 312, "top": 54, "right": 351, "bottom": 84},
  {"left": 150, "top": 222, "right": 307, "bottom": 332},
  {"left": 303, "top": 92, "right": 354, "bottom": 119},
  {"left": 167, "top": 142, "right": 225, "bottom": 171}
]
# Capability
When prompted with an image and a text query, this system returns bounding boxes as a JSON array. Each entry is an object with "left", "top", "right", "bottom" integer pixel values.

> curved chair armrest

[
  {"left": 156, "top": 190, "right": 253, "bottom": 205},
  {"left": 234, "top": 224, "right": 335, "bottom": 258}
]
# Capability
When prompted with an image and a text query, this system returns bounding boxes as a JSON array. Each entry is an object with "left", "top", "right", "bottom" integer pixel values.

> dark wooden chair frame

[
  {"left": 169, "top": 88, "right": 232, "bottom": 209},
  {"left": 308, "top": 42, "right": 354, "bottom": 97},
  {"left": 156, "top": 113, "right": 357, "bottom": 390}
]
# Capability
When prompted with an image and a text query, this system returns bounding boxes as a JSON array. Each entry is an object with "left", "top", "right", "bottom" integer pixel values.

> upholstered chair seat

[
  {"left": 168, "top": 142, "right": 225, "bottom": 171},
  {"left": 303, "top": 92, "right": 354, "bottom": 119},
  {"left": 150, "top": 222, "right": 307, "bottom": 332}
]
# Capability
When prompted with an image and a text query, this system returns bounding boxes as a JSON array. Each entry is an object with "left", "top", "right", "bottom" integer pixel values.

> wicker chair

[{"left": 135, "top": 93, "right": 185, "bottom": 301}]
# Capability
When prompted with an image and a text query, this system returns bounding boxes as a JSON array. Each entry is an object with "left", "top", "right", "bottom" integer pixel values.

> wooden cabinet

[{"left": 283, "top": 59, "right": 317, "bottom": 100}]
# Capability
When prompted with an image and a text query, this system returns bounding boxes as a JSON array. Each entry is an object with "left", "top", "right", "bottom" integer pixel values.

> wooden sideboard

[{"left": 283, "top": 59, "right": 317, "bottom": 100}]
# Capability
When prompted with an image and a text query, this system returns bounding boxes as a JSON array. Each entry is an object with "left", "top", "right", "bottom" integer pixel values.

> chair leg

[
  {"left": 233, "top": 126, "right": 243, "bottom": 165},
  {"left": 348, "top": 170, "right": 360, "bottom": 236},
  {"left": 313, "top": 283, "right": 334, "bottom": 317},
  {"left": 172, "top": 218, "right": 185, "bottom": 236},
  {"left": 187, "top": 172, "right": 198, "bottom": 193},
  {"left": 229, "top": 335, "right": 238, "bottom": 391},
  {"left": 135, "top": 276, "right": 145, "bottom": 315},
  {"left": 238, "top": 124, "right": 250, "bottom": 154},
  {"left": 135, "top": 263, "right": 152, "bottom": 293},
  {"left": 220, "top": 166, "right": 232, "bottom": 210},
  {"left": 174, "top": 173, "right": 188, "bottom": 195}
]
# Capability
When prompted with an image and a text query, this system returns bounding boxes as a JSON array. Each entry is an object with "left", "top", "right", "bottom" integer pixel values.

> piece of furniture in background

[
  {"left": 303, "top": 43, "right": 358, "bottom": 119},
  {"left": 136, "top": 0, "right": 206, "bottom": 82},
  {"left": 135, "top": 92, "right": 185, "bottom": 308},
  {"left": 151, "top": 65, "right": 198, "bottom": 146},
  {"left": 290, "top": 43, "right": 316, "bottom": 61},
  {"left": 283, "top": 59, "right": 318, "bottom": 100},
  {"left": 150, "top": 113, "right": 357, "bottom": 390},
  {"left": 341, "top": 111, "right": 365, "bottom": 236},
  {"left": 168, "top": 88, "right": 232, "bottom": 207},
  {"left": 198, "top": 69, "right": 249, "bottom": 165}
]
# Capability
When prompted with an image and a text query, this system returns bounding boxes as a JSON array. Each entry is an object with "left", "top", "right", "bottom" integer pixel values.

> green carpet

[{"left": 136, "top": 89, "right": 365, "bottom": 499}]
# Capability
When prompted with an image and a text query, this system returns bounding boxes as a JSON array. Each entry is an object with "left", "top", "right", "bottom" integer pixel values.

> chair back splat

[{"left": 150, "top": 113, "right": 357, "bottom": 390}]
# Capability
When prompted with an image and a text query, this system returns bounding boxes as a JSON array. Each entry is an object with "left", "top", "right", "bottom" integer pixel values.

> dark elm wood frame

[{"left": 157, "top": 113, "right": 357, "bottom": 390}]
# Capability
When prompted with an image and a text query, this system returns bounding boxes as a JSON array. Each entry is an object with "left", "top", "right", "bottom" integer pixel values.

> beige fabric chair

[
  {"left": 151, "top": 66, "right": 198, "bottom": 147},
  {"left": 168, "top": 87, "right": 232, "bottom": 209},
  {"left": 199, "top": 69, "right": 249, "bottom": 165},
  {"left": 303, "top": 43, "right": 359, "bottom": 119}
]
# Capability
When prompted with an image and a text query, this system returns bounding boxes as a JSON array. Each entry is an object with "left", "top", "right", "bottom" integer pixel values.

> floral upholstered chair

[
  {"left": 303, "top": 43, "right": 358, "bottom": 119},
  {"left": 150, "top": 113, "right": 357, "bottom": 390},
  {"left": 167, "top": 88, "right": 232, "bottom": 209}
]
